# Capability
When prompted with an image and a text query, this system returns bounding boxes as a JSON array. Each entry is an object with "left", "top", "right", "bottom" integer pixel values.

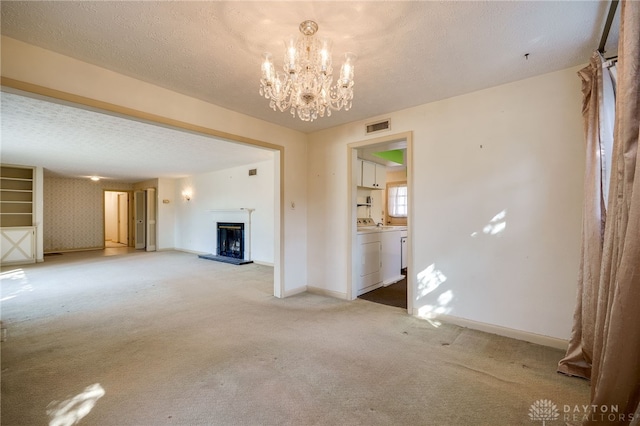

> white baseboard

[
  {"left": 174, "top": 248, "right": 208, "bottom": 255},
  {"left": 383, "top": 274, "right": 405, "bottom": 286},
  {"left": 412, "top": 311, "right": 568, "bottom": 350},
  {"left": 252, "top": 260, "right": 274, "bottom": 267},
  {"left": 306, "top": 286, "right": 349, "bottom": 300},
  {"left": 283, "top": 286, "right": 307, "bottom": 297}
]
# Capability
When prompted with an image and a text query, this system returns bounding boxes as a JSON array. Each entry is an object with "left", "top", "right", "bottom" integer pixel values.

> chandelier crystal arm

[{"left": 259, "top": 20, "right": 356, "bottom": 122}]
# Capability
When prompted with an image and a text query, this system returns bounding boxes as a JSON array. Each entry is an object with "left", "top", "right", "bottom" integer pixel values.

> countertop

[{"left": 357, "top": 225, "right": 407, "bottom": 234}]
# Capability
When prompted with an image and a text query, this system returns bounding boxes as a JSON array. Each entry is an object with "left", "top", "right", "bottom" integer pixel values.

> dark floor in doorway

[{"left": 358, "top": 275, "right": 407, "bottom": 309}]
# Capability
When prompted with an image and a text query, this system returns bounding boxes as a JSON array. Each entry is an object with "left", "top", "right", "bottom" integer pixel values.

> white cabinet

[
  {"left": 1, "top": 166, "right": 36, "bottom": 266},
  {"left": 401, "top": 235, "right": 408, "bottom": 270},
  {"left": 356, "top": 228, "right": 406, "bottom": 296},
  {"left": 1, "top": 226, "right": 35, "bottom": 265},
  {"left": 359, "top": 160, "right": 386, "bottom": 190},
  {"left": 356, "top": 232, "right": 382, "bottom": 295},
  {"left": 381, "top": 230, "right": 403, "bottom": 286}
]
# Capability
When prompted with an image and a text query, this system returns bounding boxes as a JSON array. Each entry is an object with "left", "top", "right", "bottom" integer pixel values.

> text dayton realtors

[{"left": 563, "top": 404, "right": 635, "bottom": 423}]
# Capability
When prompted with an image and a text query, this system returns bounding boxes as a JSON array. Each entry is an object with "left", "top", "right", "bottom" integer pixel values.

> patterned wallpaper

[{"left": 44, "top": 177, "right": 133, "bottom": 252}]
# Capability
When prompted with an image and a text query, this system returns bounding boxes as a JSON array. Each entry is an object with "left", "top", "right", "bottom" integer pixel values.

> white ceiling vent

[{"left": 365, "top": 119, "right": 391, "bottom": 135}]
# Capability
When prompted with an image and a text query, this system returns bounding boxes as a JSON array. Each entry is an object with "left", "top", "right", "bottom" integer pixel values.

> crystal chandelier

[{"left": 259, "top": 20, "right": 356, "bottom": 122}]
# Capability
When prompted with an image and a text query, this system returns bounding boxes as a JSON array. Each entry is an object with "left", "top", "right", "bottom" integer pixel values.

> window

[{"left": 387, "top": 184, "right": 407, "bottom": 217}]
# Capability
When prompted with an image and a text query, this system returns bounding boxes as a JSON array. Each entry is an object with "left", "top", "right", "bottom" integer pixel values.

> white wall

[
  {"left": 307, "top": 66, "right": 585, "bottom": 341},
  {"left": 2, "top": 36, "right": 308, "bottom": 294},
  {"left": 174, "top": 158, "right": 275, "bottom": 264},
  {"left": 157, "top": 178, "right": 176, "bottom": 251}
]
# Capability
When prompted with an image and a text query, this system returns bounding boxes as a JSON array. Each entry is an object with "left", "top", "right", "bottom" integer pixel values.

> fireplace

[
  {"left": 217, "top": 222, "right": 244, "bottom": 259},
  {"left": 197, "top": 209, "right": 254, "bottom": 265}
]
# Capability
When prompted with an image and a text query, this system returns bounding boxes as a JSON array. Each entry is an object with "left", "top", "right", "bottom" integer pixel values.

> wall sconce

[{"left": 182, "top": 189, "right": 192, "bottom": 201}]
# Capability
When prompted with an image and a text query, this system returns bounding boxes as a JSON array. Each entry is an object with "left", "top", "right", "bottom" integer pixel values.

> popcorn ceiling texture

[
  {"left": 0, "top": 1, "right": 615, "bottom": 134},
  {"left": 0, "top": 93, "right": 273, "bottom": 182}
]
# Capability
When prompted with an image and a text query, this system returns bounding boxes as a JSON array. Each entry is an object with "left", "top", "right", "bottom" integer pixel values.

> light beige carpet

[{"left": 1, "top": 250, "right": 589, "bottom": 425}]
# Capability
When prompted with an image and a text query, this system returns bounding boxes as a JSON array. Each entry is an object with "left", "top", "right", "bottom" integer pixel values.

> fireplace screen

[{"left": 217, "top": 223, "right": 244, "bottom": 259}]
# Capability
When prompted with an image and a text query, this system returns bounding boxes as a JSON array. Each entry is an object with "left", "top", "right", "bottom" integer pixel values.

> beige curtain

[
  {"left": 557, "top": 52, "right": 614, "bottom": 381},
  {"left": 559, "top": 1, "right": 640, "bottom": 424}
]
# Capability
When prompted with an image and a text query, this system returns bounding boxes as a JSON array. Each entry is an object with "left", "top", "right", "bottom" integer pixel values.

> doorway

[
  {"left": 349, "top": 132, "right": 413, "bottom": 313},
  {"left": 104, "top": 191, "right": 130, "bottom": 248}
]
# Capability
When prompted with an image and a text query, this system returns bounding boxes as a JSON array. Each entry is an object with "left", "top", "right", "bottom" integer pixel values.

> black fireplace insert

[{"left": 217, "top": 222, "right": 244, "bottom": 259}]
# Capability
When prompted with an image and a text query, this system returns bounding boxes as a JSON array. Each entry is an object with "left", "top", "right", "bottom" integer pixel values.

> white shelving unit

[
  {"left": 1, "top": 166, "right": 34, "bottom": 227},
  {"left": 1, "top": 166, "right": 36, "bottom": 264}
]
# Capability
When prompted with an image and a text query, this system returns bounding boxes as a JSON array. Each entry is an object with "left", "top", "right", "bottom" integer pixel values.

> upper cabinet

[
  {"left": 0, "top": 166, "right": 34, "bottom": 227},
  {"left": 358, "top": 159, "right": 386, "bottom": 190}
]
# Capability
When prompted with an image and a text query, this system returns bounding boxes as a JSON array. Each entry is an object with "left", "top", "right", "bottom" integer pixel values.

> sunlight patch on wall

[
  {"left": 470, "top": 209, "right": 507, "bottom": 237},
  {"left": 0, "top": 268, "right": 32, "bottom": 302},
  {"left": 47, "top": 383, "right": 105, "bottom": 426},
  {"left": 416, "top": 264, "right": 451, "bottom": 327},
  {"left": 416, "top": 264, "right": 447, "bottom": 298}
]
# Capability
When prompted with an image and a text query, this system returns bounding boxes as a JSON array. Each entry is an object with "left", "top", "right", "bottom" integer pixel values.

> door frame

[
  {"left": 347, "top": 131, "right": 414, "bottom": 314},
  {"left": 134, "top": 189, "right": 146, "bottom": 249},
  {"left": 103, "top": 189, "right": 133, "bottom": 247},
  {"left": 117, "top": 192, "right": 129, "bottom": 244}
]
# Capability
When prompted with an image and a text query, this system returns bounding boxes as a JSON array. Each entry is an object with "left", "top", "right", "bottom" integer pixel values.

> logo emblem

[{"left": 529, "top": 399, "right": 560, "bottom": 425}]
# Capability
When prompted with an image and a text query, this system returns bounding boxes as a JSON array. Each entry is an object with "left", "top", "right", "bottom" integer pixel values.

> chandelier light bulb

[
  {"left": 340, "top": 53, "right": 356, "bottom": 87},
  {"left": 284, "top": 36, "right": 298, "bottom": 73},
  {"left": 261, "top": 53, "right": 275, "bottom": 85},
  {"left": 319, "top": 37, "right": 333, "bottom": 74},
  {"left": 259, "top": 20, "right": 356, "bottom": 122}
]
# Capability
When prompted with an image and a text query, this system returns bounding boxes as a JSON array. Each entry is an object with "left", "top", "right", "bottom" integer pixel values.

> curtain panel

[
  {"left": 557, "top": 51, "right": 614, "bottom": 380},
  {"left": 587, "top": 1, "right": 640, "bottom": 423},
  {"left": 559, "top": 1, "right": 640, "bottom": 424}
]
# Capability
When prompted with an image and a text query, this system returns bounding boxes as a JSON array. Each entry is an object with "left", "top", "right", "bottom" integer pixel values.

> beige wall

[
  {"left": 104, "top": 191, "right": 119, "bottom": 241},
  {"left": 386, "top": 170, "right": 407, "bottom": 183},
  {"left": 307, "top": 65, "right": 585, "bottom": 342}
]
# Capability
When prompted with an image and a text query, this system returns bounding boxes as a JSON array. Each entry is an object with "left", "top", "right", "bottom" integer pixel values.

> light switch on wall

[{"left": 290, "top": 202, "right": 295, "bottom": 210}]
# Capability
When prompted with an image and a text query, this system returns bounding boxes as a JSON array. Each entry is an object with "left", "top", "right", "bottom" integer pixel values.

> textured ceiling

[
  {"left": 0, "top": 1, "right": 619, "bottom": 181},
  {"left": 0, "top": 92, "right": 274, "bottom": 182}
]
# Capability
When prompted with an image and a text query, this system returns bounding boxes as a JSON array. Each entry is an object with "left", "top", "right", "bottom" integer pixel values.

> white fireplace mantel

[{"left": 207, "top": 208, "right": 255, "bottom": 214}]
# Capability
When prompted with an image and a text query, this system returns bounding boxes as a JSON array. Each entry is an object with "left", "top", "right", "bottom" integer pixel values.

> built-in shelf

[
  {"left": 1, "top": 165, "right": 36, "bottom": 265},
  {"left": 1, "top": 166, "right": 34, "bottom": 227}
]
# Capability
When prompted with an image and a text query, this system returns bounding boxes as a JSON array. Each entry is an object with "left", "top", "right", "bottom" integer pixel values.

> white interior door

[
  {"left": 118, "top": 193, "right": 128, "bottom": 245},
  {"left": 145, "top": 188, "right": 156, "bottom": 252},
  {"left": 134, "top": 190, "right": 146, "bottom": 249}
]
